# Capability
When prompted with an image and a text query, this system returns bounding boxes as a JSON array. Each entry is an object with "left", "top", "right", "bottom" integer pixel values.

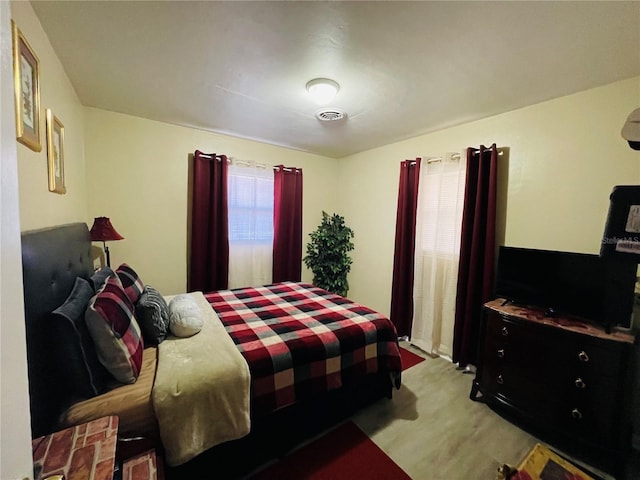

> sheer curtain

[
  {"left": 227, "top": 162, "right": 274, "bottom": 288},
  {"left": 411, "top": 153, "right": 466, "bottom": 358}
]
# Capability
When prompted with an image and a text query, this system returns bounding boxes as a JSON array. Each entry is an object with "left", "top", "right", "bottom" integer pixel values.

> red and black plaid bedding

[{"left": 204, "top": 282, "right": 402, "bottom": 417}]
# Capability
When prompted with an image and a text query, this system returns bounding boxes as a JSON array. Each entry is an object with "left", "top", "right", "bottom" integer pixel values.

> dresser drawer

[
  {"left": 482, "top": 360, "right": 620, "bottom": 422},
  {"left": 482, "top": 333, "right": 623, "bottom": 394},
  {"left": 547, "top": 393, "right": 623, "bottom": 445},
  {"left": 554, "top": 329, "right": 627, "bottom": 378},
  {"left": 480, "top": 361, "right": 550, "bottom": 410},
  {"left": 484, "top": 312, "right": 627, "bottom": 377}
]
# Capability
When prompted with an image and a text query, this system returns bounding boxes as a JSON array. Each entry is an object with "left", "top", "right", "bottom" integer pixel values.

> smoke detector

[{"left": 315, "top": 108, "right": 347, "bottom": 122}]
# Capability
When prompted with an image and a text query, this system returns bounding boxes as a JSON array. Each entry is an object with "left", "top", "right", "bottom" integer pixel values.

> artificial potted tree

[{"left": 303, "top": 211, "right": 355, "bottom": 297}]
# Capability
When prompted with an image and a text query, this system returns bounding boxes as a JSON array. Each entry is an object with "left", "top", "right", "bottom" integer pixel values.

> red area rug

[
  {"left": 400, "top": 345, "right": 425, "bottom": 371},
  {"left": 250, "top": 421, "right": 411, "bottom": 480}
]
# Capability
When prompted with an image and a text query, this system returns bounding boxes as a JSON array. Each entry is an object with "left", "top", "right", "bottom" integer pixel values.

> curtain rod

[
  {"left": 407, "top": 153, "right": 461, "bottom": 165},
  {"left": 195, "top": 152, "right": 224, "bottom": 160},
  {"left": 231, "top": 157, "right": 299, "bottom": 172},
  {"left": 471, "top": 146, "right": 505, "bottom": 154},
  {"left": 425, "top": 153, "right": 461, "bottom": 164},
  {"left": 419, "top": 147, "right": 505, "bottom": 165},
  {"left": 195, "top": 152, "right": 298, "bottom": 172}
]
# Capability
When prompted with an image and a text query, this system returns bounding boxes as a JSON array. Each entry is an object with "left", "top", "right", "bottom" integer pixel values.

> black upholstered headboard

[{"left": 21, "top": 222, "right": 94, "bottom": 437}]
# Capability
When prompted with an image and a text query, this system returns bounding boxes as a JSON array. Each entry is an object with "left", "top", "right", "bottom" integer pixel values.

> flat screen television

[{"left": 495, "top": 246, "right": 637, "bottom": 330}]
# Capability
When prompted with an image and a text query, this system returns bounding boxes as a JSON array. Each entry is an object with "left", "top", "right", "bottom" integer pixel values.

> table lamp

[{"left": 89, "top": 217, "right": 124, "bottom": 267}]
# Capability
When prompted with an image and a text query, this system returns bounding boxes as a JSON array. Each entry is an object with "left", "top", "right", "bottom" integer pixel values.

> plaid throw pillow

[
  {"left": 85, "top": 275, "right": 144, "bottom": 384},
  {"left": 116, "top": 263, "right": 145, "bottom": 305}
]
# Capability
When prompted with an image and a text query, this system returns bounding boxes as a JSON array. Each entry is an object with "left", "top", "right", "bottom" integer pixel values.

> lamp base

[{"left": 104, "top": 243, "right": 111, "bottom": 268}]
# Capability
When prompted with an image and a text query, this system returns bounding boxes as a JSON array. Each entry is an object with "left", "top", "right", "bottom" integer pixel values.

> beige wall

[
  {"left": 2, "top": 2, "right": 33, "bottom": 479},
  {"left": 84, "top": 108, "right": 339, "bottom": 295},
  {"left": 11, "top": 0, "right": 88, "bottom": 232},
  {"left": 339, "top": 77, "right": 640, "bottom": 317}
]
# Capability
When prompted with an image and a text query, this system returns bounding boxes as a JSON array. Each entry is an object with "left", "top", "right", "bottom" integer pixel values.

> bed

[{"left": 21, "top": 222, "right": 402, "bottom": 476}]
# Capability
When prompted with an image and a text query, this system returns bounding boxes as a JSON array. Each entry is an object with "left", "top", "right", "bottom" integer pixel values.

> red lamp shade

[
  {"left": 89, "top": 217, "right": 123, "bottom": 268},
  {"left": 89, "top": 217, "right": 124, "bottom": 242}
]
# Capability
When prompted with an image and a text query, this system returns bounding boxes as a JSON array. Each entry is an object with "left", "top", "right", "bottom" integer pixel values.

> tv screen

[{"left": 495, "top": 246, "right": 637, "bottom": 329}]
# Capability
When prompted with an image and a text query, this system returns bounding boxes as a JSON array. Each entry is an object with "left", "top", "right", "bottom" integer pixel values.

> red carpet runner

[
  {"left": 250, "top": 346, "right": 422, "bottom": 479},
  {"left": 400, "top": 345, "right": 425, "bottom": 371},
  {"left": 250, "top": 421, "right": 411, "bottom": 480}
]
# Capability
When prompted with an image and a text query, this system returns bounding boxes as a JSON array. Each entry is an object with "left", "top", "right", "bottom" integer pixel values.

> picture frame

[
  {"left": 46, "top": 109, "right": 66, "bottom": 194},
  {"left": 11, "top": 20, "right": 41, "bottom": 152},
  {"left": 515, "top": 443, "right": 598, "bottom": 480}
]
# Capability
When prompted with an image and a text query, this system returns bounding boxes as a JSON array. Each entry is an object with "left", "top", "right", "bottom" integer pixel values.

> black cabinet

[{"left": 471, "top": 299, "right": 636, "bottom": 475}]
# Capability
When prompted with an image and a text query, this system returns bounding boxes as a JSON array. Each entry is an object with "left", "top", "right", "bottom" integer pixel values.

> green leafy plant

[{"left": 303, "top": 211, "right": 355, "bottom": 297}]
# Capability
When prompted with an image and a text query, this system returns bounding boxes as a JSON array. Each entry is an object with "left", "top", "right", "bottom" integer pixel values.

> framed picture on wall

[
  {"left": 11, "top": 20, "right": 41, "bottom": 152},
  {"left": 46, "top": 109, "right": 66, "bottom": 194}
]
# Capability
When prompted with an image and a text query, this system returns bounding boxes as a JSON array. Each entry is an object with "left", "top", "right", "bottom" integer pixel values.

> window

[
  {"left": 228, "top": 164, "right": 274, "bottom": 243},
  {"left": 417, "top": 155, "right": 466, "bottom": 257},
  {"left": 227, "top": 163, "right": 274, "bottom": 288}
]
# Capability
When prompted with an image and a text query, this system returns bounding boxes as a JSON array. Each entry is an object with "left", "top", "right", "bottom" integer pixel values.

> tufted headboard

[{"left": 21, "top": 222, "right": 94, "bottom": 437}]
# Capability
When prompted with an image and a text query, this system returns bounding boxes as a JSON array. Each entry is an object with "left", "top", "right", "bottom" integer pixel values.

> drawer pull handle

[
  {"left": 501, "top": 326, "right": 509, "bottom": 337},
  {"left": 571, "top": 408, "right": 583, "bottom": 420},
  {"left": 497, "top": 349, "right": 505, "bottom": 359},
  {"left": 497, "top": 374, "right": 504, "bottom": 385},
  {"left": 575, "top": 378, "right": 586, "bottom": 389},
  {"left": 578, "top": 351, "right": 589, "bottom": 362}
]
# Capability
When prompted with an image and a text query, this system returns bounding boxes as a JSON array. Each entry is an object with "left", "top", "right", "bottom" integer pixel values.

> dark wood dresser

[{"left": 471, "top": 299, "right": 636, "bottom": 475}]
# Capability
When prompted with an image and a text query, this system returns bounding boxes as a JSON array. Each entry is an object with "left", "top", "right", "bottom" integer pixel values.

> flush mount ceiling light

[{"left": 306, "top": 78, "right": 339, "bottom": 105}]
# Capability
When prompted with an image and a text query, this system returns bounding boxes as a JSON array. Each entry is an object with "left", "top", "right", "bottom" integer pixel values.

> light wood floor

[
  {"left": 239, "top": 340, "right": 639, "bottom": 479},
  {"left": 346, "top": 341, "right": 640, "bottom": 480}
]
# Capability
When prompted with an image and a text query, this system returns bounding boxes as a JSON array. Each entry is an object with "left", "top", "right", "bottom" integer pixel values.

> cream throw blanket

[{"left": 152, "top": 291, "right": 251, "bottom": 466}]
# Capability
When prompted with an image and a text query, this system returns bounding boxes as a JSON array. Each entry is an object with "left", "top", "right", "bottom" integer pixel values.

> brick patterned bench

[
  {"left": 32, "top": 415, "right": 163, "bottom": 480},
  {"left": 32, "top": 416, "right": 118, "bottom": 480},
  {"left": 122, "top": 448, "right": 161, "bottom": 480}
]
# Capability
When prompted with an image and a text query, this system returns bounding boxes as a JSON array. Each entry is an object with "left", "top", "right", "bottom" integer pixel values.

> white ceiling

[{"left": 30, "top": 1, "right": 640, "bottom": 159}]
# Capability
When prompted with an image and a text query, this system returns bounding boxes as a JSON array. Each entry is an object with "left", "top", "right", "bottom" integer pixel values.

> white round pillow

[{"left": 168, "top": 294, "right": 203, "bottom": 337}]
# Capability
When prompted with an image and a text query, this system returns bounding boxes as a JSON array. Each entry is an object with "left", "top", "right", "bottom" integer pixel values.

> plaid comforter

[{"left": 205, "top": 282, "right": 402, "bottom": 417}]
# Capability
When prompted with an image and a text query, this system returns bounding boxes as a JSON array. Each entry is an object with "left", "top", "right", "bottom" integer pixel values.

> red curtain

[
  {"left": 273, "top": 165, "right": 303, "bottom": 282},
  {"left": 452, "top": 144, "right": 499, "bottom": 367},
  {"left": 189, "top": 150, "right": 229, "bottom": 292},
  {"left": 389, "top": 158, "right": 421, "bottom": 337}
]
